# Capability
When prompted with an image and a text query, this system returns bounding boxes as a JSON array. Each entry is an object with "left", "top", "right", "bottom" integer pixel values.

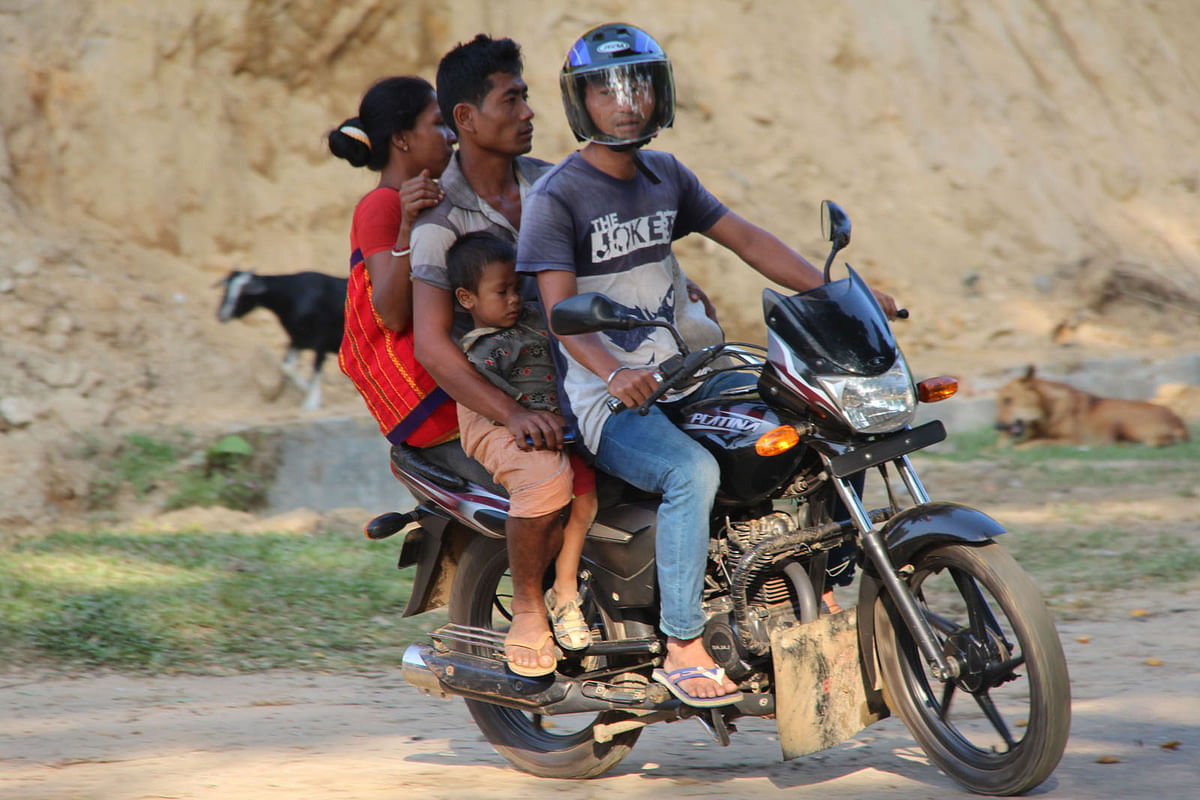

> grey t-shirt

[
  {"left": 516, "top": 150, "right": 728, "bottom": 453},
  {"left": 410, "top": 154, "right": 550, "bottom": 339}
]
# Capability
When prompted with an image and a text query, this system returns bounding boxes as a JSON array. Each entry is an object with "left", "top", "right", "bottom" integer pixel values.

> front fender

[
  {"left": 875, "top": 501, "right": 1006, "bottom": 570},
  {"left": 855, "top": 502, "right": 1006, "bottom": 691}
]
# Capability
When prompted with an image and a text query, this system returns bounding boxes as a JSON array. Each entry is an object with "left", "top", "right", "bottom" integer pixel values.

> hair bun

[{"left": 329, "top": 116, "right": 372, "bottom": 168}]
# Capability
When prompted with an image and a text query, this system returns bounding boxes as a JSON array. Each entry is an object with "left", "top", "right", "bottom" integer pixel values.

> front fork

[{"left": 831, "top": 455, "right": 960, "bottom": 681}]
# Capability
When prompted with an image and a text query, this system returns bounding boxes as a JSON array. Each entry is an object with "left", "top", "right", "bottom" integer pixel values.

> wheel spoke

[
  {"left": 924, "top": 609, "right": 962, "bottom": 637},
  {"left": 973, "top": 689, "right": 1017, "bottom": 750},
  {"left": 492, "top": 594, "right": 513, "bottom": 622},
  {"left": 984, "top": 653, "right": 1026, "bottom": 686},
  {"left": 493, "top": 577, "right": 515, "bottom": 622},
  {"left": 938, "top": 679, "right": 957, "bottom": 722},
  {"left": 950, "top": 568, "right": 991, "bottom": 640},
  {"left": 997, "top": 653, "right": 1025, "bottom": 672}
]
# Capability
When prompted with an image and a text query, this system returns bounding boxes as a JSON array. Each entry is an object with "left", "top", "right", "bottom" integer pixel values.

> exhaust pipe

[
  {"left": 400, "top": 642, "right": 674, "bottom": 714},
  {"left": 401, "top": 644, "right": 450, "bottom": 699}
]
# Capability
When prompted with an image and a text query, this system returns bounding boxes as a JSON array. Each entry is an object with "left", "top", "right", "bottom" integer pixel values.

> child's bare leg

[{"left": 553, "top": 489, "right": 596, "bottom": 602}]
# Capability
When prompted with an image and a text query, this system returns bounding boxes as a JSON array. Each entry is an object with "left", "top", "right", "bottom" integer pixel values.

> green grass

[
  {"left": 922, "top": 424, "right": 1200, "bottom": 463},
  {"left": 86, "top": 431, "right": 278, "bottom": 513},
  {"left": 0, "top": 527, "right": 438, "bottom": 673},
  {"left": 1003, "top": 526, "right": 1200, "bottom": 598}
]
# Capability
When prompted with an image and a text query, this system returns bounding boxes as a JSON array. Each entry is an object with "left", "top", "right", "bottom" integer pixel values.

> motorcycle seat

[
  {"left": 391, "top": 441, "right": 508, "bottom": 497},
  {"left": 391, "top": 441, "right": 655, "bottom": 509}
]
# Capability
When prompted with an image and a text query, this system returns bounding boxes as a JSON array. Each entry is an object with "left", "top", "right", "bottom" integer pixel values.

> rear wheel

[
  {"left": 874, "top": 542, "right": 1070, "bottom": 795},
  {"left": 448, "top": 535, "right": 642, "bottom": 779}
]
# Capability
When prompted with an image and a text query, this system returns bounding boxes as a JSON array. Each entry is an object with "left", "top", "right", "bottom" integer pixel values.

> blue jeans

[{"left": 593, "top": 372, "right": 750, "bottom": 640}]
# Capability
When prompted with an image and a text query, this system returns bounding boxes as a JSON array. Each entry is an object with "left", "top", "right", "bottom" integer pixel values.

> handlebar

[
  {"left": 606, "top": 346, "right": 728, "bottom": 417},
  {"left": 599, "top": 304, "right": 905, "bottom": 418}
]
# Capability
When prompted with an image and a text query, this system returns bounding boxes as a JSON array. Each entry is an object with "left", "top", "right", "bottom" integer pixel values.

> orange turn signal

[
  {"left": 756, "top": 425, "right": 801, "bottom": 457},
  {"left": 918, "top": 376, "right": 959, "bottom": 403}
]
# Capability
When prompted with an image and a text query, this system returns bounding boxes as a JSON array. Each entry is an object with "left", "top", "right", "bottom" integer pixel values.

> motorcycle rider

[
  {"left": 411, "top": 33, "right": 721, "bottom": 677},
  {"left": 519, "top": 23, "right": 897, "bottom": 705}
]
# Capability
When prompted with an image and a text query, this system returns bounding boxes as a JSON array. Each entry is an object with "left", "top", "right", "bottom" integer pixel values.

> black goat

[{"left": 216, "top": 270, "right": 348, "bottom": 411}]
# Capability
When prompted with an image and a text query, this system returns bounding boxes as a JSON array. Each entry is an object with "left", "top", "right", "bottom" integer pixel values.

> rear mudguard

[
  {"left": 854, "top": 502, "right": 1006, "bottom": 691},
  {"left": 398, "top": 510, "right": 484, "bottom": 617}
]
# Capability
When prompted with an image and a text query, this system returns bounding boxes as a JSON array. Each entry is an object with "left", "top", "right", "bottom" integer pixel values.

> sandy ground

[{"left": 2, "top": 584, "right": 1197, "bottom": 800}]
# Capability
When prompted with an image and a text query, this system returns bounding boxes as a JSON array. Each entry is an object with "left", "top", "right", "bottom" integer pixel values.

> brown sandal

[{"left": 504, "top": 628, "right": 560, "bottom": 677}]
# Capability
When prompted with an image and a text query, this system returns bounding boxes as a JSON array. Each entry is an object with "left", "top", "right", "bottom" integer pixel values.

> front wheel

[
  {"left": 448, "top": 534, "right": 641, "bottom": 779},
  {"left": 874, "top": 542, "right": 1070, "bottom": 795}
]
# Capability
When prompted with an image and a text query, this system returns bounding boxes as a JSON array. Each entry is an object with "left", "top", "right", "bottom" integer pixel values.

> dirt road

[{"left": 3, "top": 590, "right": 1197, "bottom": 800}]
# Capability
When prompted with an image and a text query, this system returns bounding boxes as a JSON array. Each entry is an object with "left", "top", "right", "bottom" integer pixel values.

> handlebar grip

[
  {"left": 523, "top": 429, "right": 578, "bottom": 447},
  {"left": 607, "top": 370, "right": 664, "bottom": 416},
  {"left": 895, "top": 308, "right": 910, "bottom": 319},
  {"left": 637, "top": 370, "right": 672, "bottom": 416}
]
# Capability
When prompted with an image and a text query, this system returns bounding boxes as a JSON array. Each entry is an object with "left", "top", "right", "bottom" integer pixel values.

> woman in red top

[{"left": 329, "top": 77, "right": 458, "bottom": 447}]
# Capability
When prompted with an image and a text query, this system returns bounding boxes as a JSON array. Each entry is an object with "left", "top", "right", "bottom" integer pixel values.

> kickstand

[{"left": 694, "top": 707, "right": 735, "bottom": 746}]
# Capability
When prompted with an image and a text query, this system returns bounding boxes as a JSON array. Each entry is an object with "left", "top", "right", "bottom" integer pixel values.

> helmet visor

[{"left": 561, "top": 61, "right": 675, "bottom": 146}]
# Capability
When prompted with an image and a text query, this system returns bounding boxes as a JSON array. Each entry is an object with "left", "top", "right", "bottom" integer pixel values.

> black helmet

[{"left": 560, "top": 23, "right": 675, "bottom": 147}]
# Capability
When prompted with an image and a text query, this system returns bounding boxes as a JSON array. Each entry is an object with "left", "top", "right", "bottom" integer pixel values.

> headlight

[{"left": 816, "top": 355, "right": 916, "bottom": 433}]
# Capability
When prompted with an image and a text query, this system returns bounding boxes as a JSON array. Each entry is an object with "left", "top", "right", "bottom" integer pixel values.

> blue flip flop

[{"left": 652, "top": 666, "right": 743, "bottom": 708}]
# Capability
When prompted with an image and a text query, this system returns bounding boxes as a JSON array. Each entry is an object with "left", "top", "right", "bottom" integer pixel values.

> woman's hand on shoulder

[{"left": 397, "top": 170, "right": 445, "bottom": 228}]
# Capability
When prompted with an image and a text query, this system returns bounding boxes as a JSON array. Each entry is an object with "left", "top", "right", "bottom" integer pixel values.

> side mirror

[
  {"left": 820, "top": 200, "right": 851, "bottom": 249},
  {"left": 550, "top": 292, "right": 639, "bottom": 336},
  {"left": 820, "top": 200, "right": 852, "bottom": 284}
]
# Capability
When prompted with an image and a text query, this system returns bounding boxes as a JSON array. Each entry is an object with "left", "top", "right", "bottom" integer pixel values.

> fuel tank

[{"left": 674, "top": 395, "right": 808, "bottom": 504}]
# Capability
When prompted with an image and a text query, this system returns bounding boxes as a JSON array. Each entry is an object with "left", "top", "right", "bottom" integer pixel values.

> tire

[
  {"left": 873, "top": 542, "right": 1071, "bottom": 795},
  {"left": 448, "top": 535, "right": 642, "bottom": 779}
]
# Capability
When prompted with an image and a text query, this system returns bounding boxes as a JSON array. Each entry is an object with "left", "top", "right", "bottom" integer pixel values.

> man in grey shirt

[{"left": 410, "top": 35, "right": 566, "bottom": 677}]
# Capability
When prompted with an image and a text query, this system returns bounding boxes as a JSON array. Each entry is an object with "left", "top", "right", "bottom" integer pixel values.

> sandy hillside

[{"left": 2, "top": 0, "right": 1199, "bottom": 530}]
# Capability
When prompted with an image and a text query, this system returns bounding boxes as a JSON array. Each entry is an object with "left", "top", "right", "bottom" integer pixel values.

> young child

[{"left": 447, "top": 230, "right": 597, "bottom": 652}]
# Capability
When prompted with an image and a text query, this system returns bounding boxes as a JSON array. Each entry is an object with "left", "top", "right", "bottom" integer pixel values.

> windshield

[{"left": 763, "top": 266, "right": 896, "bottom": 375}]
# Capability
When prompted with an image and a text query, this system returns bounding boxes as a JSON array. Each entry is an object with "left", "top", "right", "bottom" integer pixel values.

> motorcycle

[{"left": 366, "top": 201, "right": 1071, "bottom": 794}]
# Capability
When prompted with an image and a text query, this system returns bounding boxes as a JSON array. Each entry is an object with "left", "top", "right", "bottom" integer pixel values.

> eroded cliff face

[{"left": 1, "top": 0, "right": 1198, "bottom": 526}]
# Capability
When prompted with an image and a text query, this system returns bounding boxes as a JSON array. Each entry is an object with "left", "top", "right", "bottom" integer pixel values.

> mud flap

[{"left": 771, "top": 608, "right": 887, "bottom": 759}]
